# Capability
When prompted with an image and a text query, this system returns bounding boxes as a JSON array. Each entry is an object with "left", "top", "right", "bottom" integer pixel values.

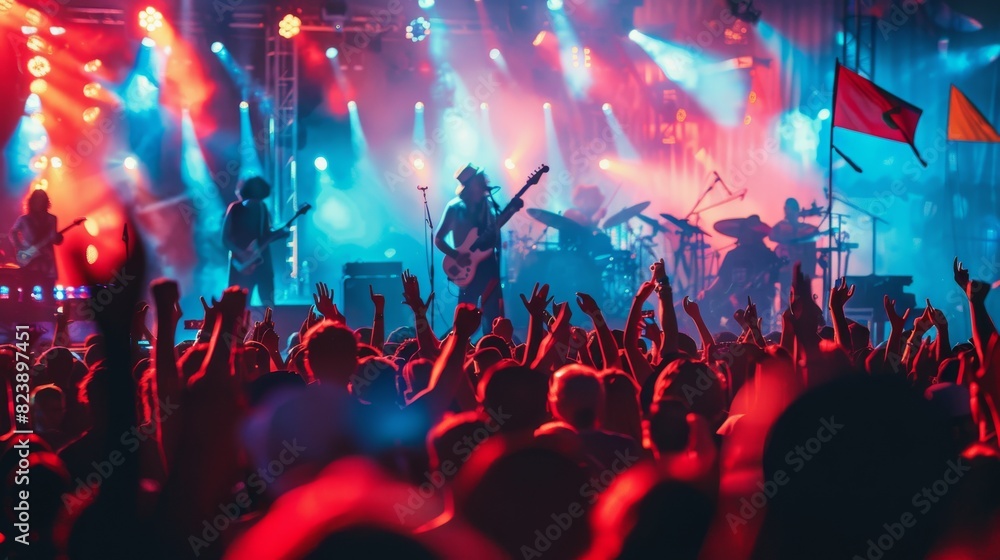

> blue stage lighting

[
  {"left": 418, "top": 0, "right": 435, "bottom": 8},
  {"left": 211, "top": 42, "right": 223, "bottom": 53},
  {"left": 547, "top": 0, "right": 564, "bottom": 10},
  {"left": 315, "top": 157, "right": 328, "bottom": 171},
  {"left": 489, "top": 48, "right": 501, "bottom": 60},
  {"left": 326, "top": 47, "right": 338, "bottom": 59}
]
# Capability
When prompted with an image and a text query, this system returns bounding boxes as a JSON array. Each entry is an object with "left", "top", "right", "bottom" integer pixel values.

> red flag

[
  {"left": 833, "top": 63, "right": 926, "bottom": 166},
  {"left": 948, "top": 85, "right": 1000, "bottom": 143}
]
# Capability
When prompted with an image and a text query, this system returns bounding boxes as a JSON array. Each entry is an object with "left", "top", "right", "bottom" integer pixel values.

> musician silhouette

[
  {"left": 9, "top": 189, "right": 62, "bottom": 302},
  {"left": 223, "top": 176, "right": 284, "bottom": 308}
]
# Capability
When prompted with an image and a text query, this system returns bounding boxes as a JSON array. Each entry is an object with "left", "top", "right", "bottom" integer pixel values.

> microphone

[
  {"left": 713, "top": 171, "right": 735, "bottom": 195},
  {"left": 416, "top": 185, "right": 428, "bottom": 191}
]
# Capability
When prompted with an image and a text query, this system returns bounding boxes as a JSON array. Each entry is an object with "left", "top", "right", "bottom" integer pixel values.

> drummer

[
  {"left": 769, "top": 198, "right": 819, "bottom": 306},
  {"left": 560, "top": 185, "right": 606, "bottom": 251},
  {"left": 702, "top": 215, "right": 783, "bottom": 328}
]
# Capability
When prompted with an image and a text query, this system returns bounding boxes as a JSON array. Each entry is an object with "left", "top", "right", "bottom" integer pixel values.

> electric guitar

[
  {"left": 443, "top": 165, "right": 549, "bottom": 288},
  {"left": 15, "top": 217, "right": 87, "bottom": 266},
  {"left": 231, "top": 203, "right": 312, "bottom": 275}
]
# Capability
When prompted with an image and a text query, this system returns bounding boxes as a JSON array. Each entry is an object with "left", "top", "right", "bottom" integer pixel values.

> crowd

[{"left": 2, "top": 233, "right": 999, "bottom": 560}]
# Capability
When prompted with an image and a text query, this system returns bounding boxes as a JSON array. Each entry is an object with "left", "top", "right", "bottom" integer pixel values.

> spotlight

[
  {"left": 314, "top": 156, "right": 328, "bottom": 171},
  {"left": 138, "top": 6, "right": 164, "bottom": 33},
  {"left": 31, "top": 178, "right": 48, "bottom": 190},
  {"left": 817, "top": 108, "right": 831, "bottom": 120},
  {"left": 628, "top": 29, "right": 641, "bottom": 41},
  {"left": 489, "top": 48, "right": 501, "bottom": 60},
  {"left": 504, "top": 158, "right": 515, "bottom": 170},
  {"left": 21, "top": 26, "right": 38, "bottom": 35},
  {"left": 676, "top": 109, "right": 687, "bottom": 122},
  {"left": 406, "top": 17, "right": 431, "bottom": 42},
  {"left": 31, "top": 155, "right": 48, "bottom": 171},
  {"left": 26, "top": 36, "right": 49, "bottom": 53},
  {"left": 547, "top": 0, "right": 563, "bottom": 10},
  {"left": 279, "top": 14, "right": 301, "bottom": 39},
  {"left": 480, "top": 102, "right": 488, "bottom": 110},
  {"left": 86, "top": 245, "right": 99, "bottom": 265},
  {"left": 0, "top": 0, "right": 12, "bottom": 14},
  {"left": 418, "top": 0, "right": 435, "bottom": 8},
  {"left": 49, "top": 26, "right": 66, "bottom": 36},
  {"left": 24, "top": 8, "right": 42, "bottom": 26},
  {"left": 347, "top": 100, "right": 357, "bottom": 110},
  {"left": 599, "top": 159, "right": 611, "bottom": 170},
  {"left": 141, "top": 37, "right": 156, "bottom": 47},
  {"left": 83, "top": 83, "right": 102, "bottom": 98},
  {"left": 124, "top": 156, "right": 138, "bottom": 170},
  {"left": 50, "top": 156, "right": 62, "bottom": 168},
  {"left": 239, "top": 101, "right": 249, "bottom": 109},
  {"left": 532, "top": 31, "right": 547, "bottom": 46},
  {"left": 84, "top": 59, "right": 102, "bottom": 73},
  {"left": 325, "top": 47, "right": 338, "bottom": 59},
  {"left": 602, "top": 103, "right": 612, "bottom": 113},
  {"left": 30, "top": 79, "right": 48, "bottom": 95},
  {"left": 543, "top": 102, "right": 551, "bottom": 110},
  {"left": 413, "top": 158, "right": 425, "bottom": 170},
  {"left": 743, "top": 115, "right": 752, "bottom": 125},
  {"left": 30, "top": 112, "right": 45, "bottom": 125},
  {"left": 415, "top": 101, "right": 424, "bottom": 111},
  {"left": 211, "top": 41, "right": 224, "bottom": 53},
  {"left": 27, "top": 56, "right": 51, "bottom": 78},
  {"left": 82, "top": 107, "right": 101, "bottom": 124}
]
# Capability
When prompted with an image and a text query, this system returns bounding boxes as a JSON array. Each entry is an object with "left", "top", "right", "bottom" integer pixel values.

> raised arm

[
  {"left": 623, "top": 281, "right": 657, "bottom": 385},
  {"left": 369, "top": 285, "right": 385, "bottom": 351},
  {"left": 150, "top": 279, "right": 183, "bottom": 467},
  {"left": 520, "top": 283, "right": 552, "bottom": 367},
  {"left": 883, "top": 295, "right": 910, "bottom": 374},
  {"left": 683, "top": 296, "right": 715, "bottom": 362},
  {"left": 532, "top": 302, "right": 574, "bottom": 373},
  {"left": 402, "top": 269, "right": 440, "bottom": 359},
  {"left": 313, "top": 282, "right": 347, "bottom": 325},
  {"left": 828, "top": 277, "right": 856, "bottom": 354},
  {"left": 409, "top": 303, "right": 480, "bottom": 419},
  {"left": 955, "top": 258, "right": 997, "bottom": 364},
  {"left": 577, "top": 292, "right": 621, "bottom": 370},
  {"left": 652, "top": 260, "right": 680, "bottom": 356}
]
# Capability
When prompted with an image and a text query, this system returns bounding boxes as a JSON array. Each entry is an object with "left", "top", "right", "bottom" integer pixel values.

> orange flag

[{"left": 948, "top": 85, "right": 1000, "bottom": 143}]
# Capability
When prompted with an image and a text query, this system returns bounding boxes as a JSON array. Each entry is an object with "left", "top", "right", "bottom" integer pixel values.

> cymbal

[
  {"left": 817, "top": 243, "right": 859, "bottom": 253},
  {"left": 602, "top": 201, "right": 650, "bottom": 229},
  {"left": 714, "top": 215, "right": 772, "bottom": 239},
  {"left": 636, "top": 214, "right": 665, "bottom": 233},
  {"left": 659, "top": 213, "right": 711, "bottom": 236},
  {"left": 527, "top": 208, "right": 588, "bottom": 234}
]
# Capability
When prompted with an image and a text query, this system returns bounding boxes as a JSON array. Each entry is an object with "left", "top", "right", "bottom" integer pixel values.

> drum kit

[{"left": 507, "top": 196, "right": 858, "bottom": 325}]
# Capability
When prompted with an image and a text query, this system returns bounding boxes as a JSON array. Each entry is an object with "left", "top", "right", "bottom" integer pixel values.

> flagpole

[{"left": 826, "top": 61, "right": 841, "bottom": 310}]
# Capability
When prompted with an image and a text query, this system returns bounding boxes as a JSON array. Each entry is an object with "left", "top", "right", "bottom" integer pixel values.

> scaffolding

[{"left": 841, "top": 0, "right": 877, "bottom": 79}]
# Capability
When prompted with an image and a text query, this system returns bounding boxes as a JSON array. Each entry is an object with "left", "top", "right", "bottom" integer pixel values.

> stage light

[
  {"left": 817, "top": 108, "right": 831, "bottom": 120},
  {"left": 31, "top": 155, "right": 48, "bottom": 171},
  {"left": 543, "top": 102, "right": 551, "bottom": 110},
  {"left": 628, "top": 29, "right": 641, "bottom": 41},
  {"left": 278, "top": 14, "right": 301, "bottom": 39},
  {"left": 27, "top": 36, "right": 49, "bottom": 53},
  {"left": 480, "top": 102, "right": 488, "bottom": 110},
  {"left": 84, "top": 59, "right": 102, "bottom": 73},
  {"left": 489, "top": 48, "right": 501, "bottom": 60},
  {"left": 50, "top": 26, "right": 66, "bottom": 36},
  {"left": 504, "top": 158, "right": 515, "bottom": 170},
  {"left": 83, "top": 82, "right": 102, "bottom": 98},
  {"left": 676, "top": 108, "right": 687, "bottom": 122},
  {"left": 31, "top": 178, "right": 48, "bottom": 190},
  {"left": 141, "top": 37, "right": 156, "bottom": 47},
  {"left": 415, "top": 101, "right": 424, "bottom": 111},
  {"left": 413, "top": 158, "right": 425, "bottom": 170},
  {"left": 30, "top": 112, "right": 45, "bottom": 125},
  {"left": 239, "top": 101, "right": 249, "bottom": 109},
  {"left": 30, "top": 79, "right": 48, "bottom": 94},
  {"left": 347, "top": 100, "right": 357, "bottom": 110},
  {"left": 84, "top": 220, "right": 99, "bottom": 237},
  {"left": 27, "top": 56, "right": 51, "bottom": 78},
  {"left": 602, "top": 102, "right": 612, "bottom": 113},
  {"left": 50, "top": 156, "right": 62, "bottom": 168},
  {"left": 547, "top": 0, "right": 564, "bottom": 10},
  {"left": 211, "top": 41, "right": 224, "bottom": 53},
  {"left": 743, "top": 115, "right": 752, "bottom": 125},
  {"left": 0, "top": 0, "right": 13, "bottom": 14},
  {"left": 86, "top": 245, "right": 99, "bottom": 265},
  {"left": 21, "top": 26, "right": 38, "bottom": 35},
  {"left": 138, "top": 6, "right": 164, "bottom": 33},
  {"left": 124, "top": 156, "right": 138, "bottom": 170},
  {"left": 82, "top": 107, "right": 101, "bottom": 124},
  {"left": 533, "top": 31, "right": 547, "bottom": 46},
  {"left": 24, "top": 8, "right": 42, "bottom": 26},
  {"left": 418, "top": 0, "right": 435, "bottom": 8},
  {"left": 599, "top": 159, "right": 611, "bottom": 170},
  {"left": 314, "top": 156, "right": 328, "bottom": 171},
  {"left": 326, "top": 47, "right": 338, "bottom": 59},
  {"left": 406, "top": 17, "right": 430, "bottom": 42}
]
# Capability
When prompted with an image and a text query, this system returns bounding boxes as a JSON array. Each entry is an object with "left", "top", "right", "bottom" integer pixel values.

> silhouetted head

[
  {"left": 238, "top": 176, "right": 272, "bottom": 200},
  {"left": 549, "top": 364, "right": 604, "bottom": 430},
  {"left": 25, "top": 188, "right": 51, "bottom": 214},
  {"left": 478, "top": 362, "right": 549, "bottom": 434},
  {"left": 305, "top": 321, "right": 358, "bottom": 388}
]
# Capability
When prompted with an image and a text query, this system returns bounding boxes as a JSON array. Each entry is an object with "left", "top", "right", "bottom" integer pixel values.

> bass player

[
  {"left": 9, "top": 189, "right": 63, "bottom": 302},
  {"left": 435, "top": 163, "right": 524, "bottom": 334},
  {"left": 223, "top": 176, "right": 287, "bottom": 308}
]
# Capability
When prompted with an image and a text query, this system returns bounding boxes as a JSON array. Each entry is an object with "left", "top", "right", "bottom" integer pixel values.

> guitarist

[
  {"left": 9, "top": 189, "right": 62, "bottom": 302},
  {"left": 435, "top": 163, "right": 523, "bottom": 334},
  {"left": 223, "top": 176, "right": 286, "bottom": 308}
]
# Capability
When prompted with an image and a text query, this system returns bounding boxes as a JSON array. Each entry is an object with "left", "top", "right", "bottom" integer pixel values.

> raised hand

[
  {"left": 953, "top": 257, "right": 970, "bottom": 291},
  {"left": 968, "top": 279, "right": 991, "bottom": 305},
  {"left": 884, "top": 295, "right": 910, "bottom": 333},
  {"left": 913, "top": 306, "right": 934, "bottom": 335},
  {"left": 218, "top": 286, "right": 248, "bottom": 324},
  {"left": 369, "top": 285, "right": 385, "bottom": 313},
  {"left": 733, "top": 308, "right": 747, "bottom": 329},
  {"left": 650, "top": 258, "right": 666, "bottom": 283},
  {"left": 519, "top": 283, "right": 553, "bottom": 318},
  {"left": 744, "top": 296, "right": 759, "bottom": 328},
  {"left": 454, "top": 303, "right": 482, "bottom": 338},
  {"left": 829, "top": 276, "right": 856, "bottom": 310},
  {"left": 402, "top": 269, "right": 434, "bottom": 315},
  {"left": 151, "top": 279, "right": 183, "bottom": 324},
  {"left": 926, "top": 299, "right": 947, "bottom": 330},
  {"left": 575, "top": 292, "right": 602, "bottom": 317},
  {"left": 313, "top": 282, "right": 338, "bottom": 319},
  {"left": 299, "top": 305, "right": 321, "bottom": 339},
  {"left": 641, "top": 318, "right": 662, "bottom": 342},
  {"left": 199, "top": 295, "right": 219, "bottom": 341},
  {"left": 682, "top": 296, "right": 702, "bottom": 319}
]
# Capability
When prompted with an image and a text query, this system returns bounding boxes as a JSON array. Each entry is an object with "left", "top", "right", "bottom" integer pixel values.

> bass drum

[{"left": 507, "top": 251, "right": 605, "bottom": 329}]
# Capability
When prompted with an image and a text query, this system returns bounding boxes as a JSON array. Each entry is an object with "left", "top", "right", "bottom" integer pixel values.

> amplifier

[
  {"left": 343, "top": 261, "right": 402, "bottom": 278},
  {"left": 342, "top": 262, "right": 408, "bottom": 334}
]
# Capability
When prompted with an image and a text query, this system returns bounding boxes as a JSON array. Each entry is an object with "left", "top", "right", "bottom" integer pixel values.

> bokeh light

[
  {"left": 82, "top": 107, "right": 102, "bottom": 124},
  {"left": 27, "top": 56, "right": 51, "bottom": 78},
  {"left": 138, "top": 6, "right": 164, "bottom": 33},
  {"left": 279, "top": 14, "right": 301, "bottom": 39}
]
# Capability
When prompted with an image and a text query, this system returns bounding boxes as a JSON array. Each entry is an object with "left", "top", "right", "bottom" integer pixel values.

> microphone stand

[{"left": 418, "top": 186, "right": 436, "bottom": 330}]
